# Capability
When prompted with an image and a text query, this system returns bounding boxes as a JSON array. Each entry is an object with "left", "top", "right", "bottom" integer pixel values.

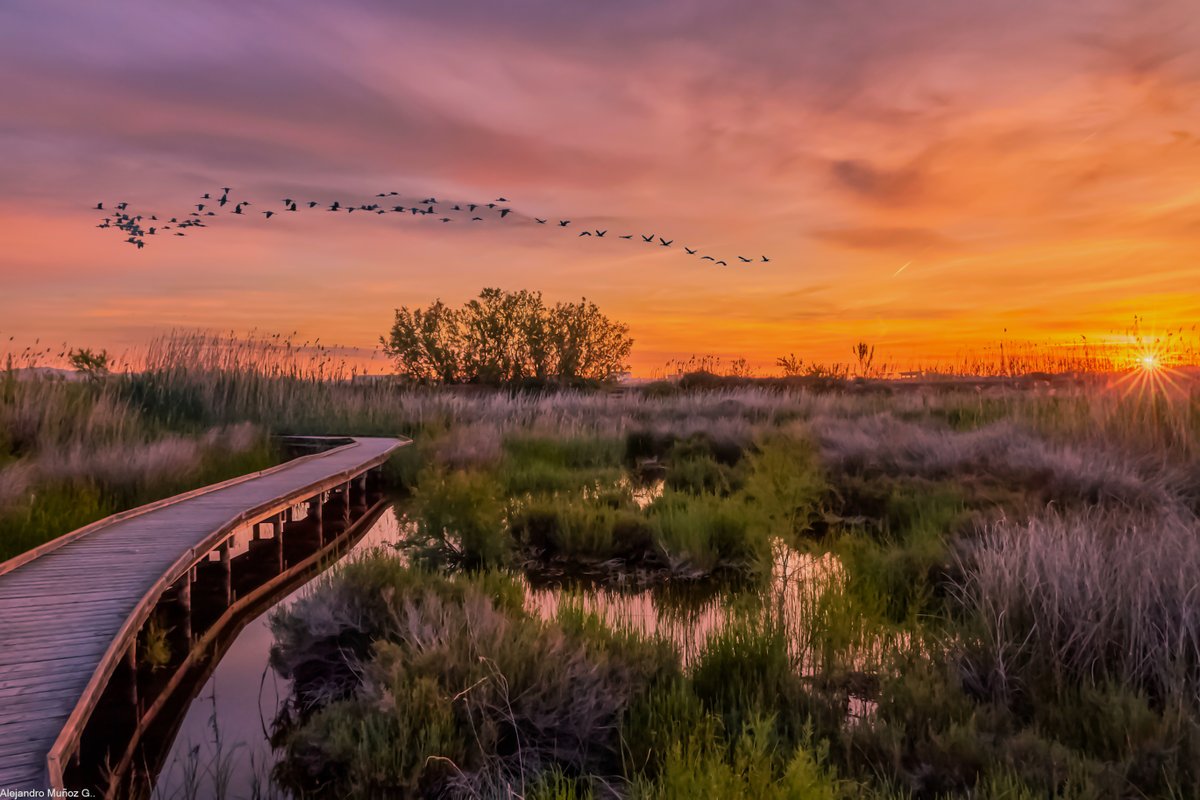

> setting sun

[{"left": 2, "top": 2, "right": 1200, "bottom": 797}]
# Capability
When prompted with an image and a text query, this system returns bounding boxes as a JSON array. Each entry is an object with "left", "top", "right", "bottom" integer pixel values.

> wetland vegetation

[{"left": 4, "top": 331, "right": 1200, "bottom": 798}]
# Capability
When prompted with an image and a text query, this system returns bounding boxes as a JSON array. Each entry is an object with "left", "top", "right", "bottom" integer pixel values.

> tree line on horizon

[{"left": 382, "top": 288, "right": 633, "bottom": 385}]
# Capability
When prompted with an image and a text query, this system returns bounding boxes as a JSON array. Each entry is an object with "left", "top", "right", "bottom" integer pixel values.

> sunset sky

[{"left": 1, "top": 0, "right": 1198, "bottom": 374}]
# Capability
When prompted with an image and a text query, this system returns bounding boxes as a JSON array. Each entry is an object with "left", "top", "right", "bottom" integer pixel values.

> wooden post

[
  {"left": 272, "top": 513, "right": 284, "bottom": 572},
  {"left": 343, "top": 481, "right": 352, "bottom": 525},
  {"left": 125, "top": 639, "right": 139, "bottom": 718},
  {"left": 310, "top": 494, "right": 324, "bottom": 544},
  {"left": 178, "top": 572, "right": 192, "bottom": 644},
  {"left": 219, "top": 539, "right": 232, "bottom": 606}
]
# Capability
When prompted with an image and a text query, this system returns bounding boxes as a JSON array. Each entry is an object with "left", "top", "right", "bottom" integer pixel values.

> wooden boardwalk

[{"left": 0, "top": 436, "right": 406, "bottom": 792}]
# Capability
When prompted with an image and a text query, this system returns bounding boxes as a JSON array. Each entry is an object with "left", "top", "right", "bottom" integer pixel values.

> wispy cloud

[{"left": 1, "top": 0, "right": 1198, "bottom": 371}]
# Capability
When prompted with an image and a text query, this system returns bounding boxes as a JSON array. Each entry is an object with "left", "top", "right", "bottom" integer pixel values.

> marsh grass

[{"left": 7, "top": 332, "right": 1200, "bottom": 796}]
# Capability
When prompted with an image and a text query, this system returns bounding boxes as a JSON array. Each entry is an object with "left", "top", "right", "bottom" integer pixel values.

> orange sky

[{"left": 1, "top": 0, "right": 1198, "bottom": 375}]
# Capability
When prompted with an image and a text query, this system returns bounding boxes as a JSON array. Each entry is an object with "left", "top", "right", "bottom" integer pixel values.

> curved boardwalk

[{"left": 0, "top": 436, "right": 406, "bottom": 791}]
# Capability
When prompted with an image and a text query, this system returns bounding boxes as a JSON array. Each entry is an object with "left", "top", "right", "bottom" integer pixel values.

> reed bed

[{"left": 4, "top": 330, "right": 1200, "bottom": 796}]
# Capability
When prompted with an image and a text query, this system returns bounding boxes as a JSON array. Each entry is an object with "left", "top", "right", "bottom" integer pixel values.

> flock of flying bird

[{"left": 94, "top": 188, "right": 770, "bottom": 266}]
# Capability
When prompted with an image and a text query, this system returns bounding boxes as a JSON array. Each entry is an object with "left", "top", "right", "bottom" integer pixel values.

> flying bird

[{"left": 93, "top": 183, "right": 759, "bottom": 269}]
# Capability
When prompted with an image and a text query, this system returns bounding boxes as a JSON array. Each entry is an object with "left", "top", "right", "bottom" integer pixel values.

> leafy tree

[
  {"left": 68, "top": 348, "right": 110, "bottom": 382},
  {"left": 383, "top": 300, "right": 463, "bottom": 383},
  {"left": 383, "top": 288, "right": 632, "bottom": 385},
  {"left": 551, "top": 298, "right": 632, "bottom": 382}
]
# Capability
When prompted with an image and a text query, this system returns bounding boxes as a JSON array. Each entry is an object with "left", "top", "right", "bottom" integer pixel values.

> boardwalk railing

[{"left": 0, "top": 435, "right": 408, "bottom": 793}]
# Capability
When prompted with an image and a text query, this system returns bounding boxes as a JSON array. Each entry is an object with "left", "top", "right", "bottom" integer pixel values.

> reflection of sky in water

[
  {"left": 154, "top": 509, "right": 857, "bottom": 799},
  {"left": 154, "top": 510, "right": 406, "bottom": 800},
  {"left": 527, "top": 542, "right": 842, "bottom": 667}
]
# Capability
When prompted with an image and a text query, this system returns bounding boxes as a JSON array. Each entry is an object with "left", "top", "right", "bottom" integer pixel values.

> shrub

[
  {"left": 272, "top": 560, "right": 678, "bottom": 797},
  {"left": 741, "top": 434, "right": 827, "bottom": 540},
  {"left": 649, "top": 492, "right": 768, "bottom": 578},
  {"left": 404, "top": 468, "right": 507, "bottom": 570},
  {"left": 633, "top": 717, "right": 838, "bottom": 800}
]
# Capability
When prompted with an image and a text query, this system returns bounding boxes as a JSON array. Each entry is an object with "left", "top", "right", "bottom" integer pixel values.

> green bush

[
  {"left": 741, "top": 434, "right": 826, "bottom": 540},
  {"left": 272, "top": 560, "right": 679, "bottom": 797},
  {"left": 510, "top": 496, "right": 658, "bottom": 564},
  {"left": 633, "top": 717, "right": 839, "bottom": 800},
  {"left": 649, "top": 492, "right": 768, "bottom": 577},
  {"left": 404, "top": 469, "right": 507, "bottom": 569}
]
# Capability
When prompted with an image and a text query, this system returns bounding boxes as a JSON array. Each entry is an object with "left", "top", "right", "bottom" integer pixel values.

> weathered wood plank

[{"left": 0, "top": 436, "right": 405, "bottom": 792}]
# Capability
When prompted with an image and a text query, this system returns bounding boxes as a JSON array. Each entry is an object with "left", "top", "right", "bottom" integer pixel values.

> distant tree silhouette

[
  {"left": 383, "top": 288, "right": 632, "bottom": 385},
  {"left": 68, "top": 348, "right": 111, "bottom": 382}
]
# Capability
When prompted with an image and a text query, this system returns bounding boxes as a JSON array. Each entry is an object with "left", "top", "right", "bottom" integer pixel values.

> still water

[{"left": 151, "top": 504, "right": 847, "bottom": 799}]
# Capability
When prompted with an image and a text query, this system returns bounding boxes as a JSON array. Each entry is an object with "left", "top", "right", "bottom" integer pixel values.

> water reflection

[
  {"left": 152, "top": 508, "right": 859, "bottom": 799},
  {"left": 153, "top": 512, "right": 407, "bottom": 800},
  {"left": 526, "top": 541, "right": 842, "bottom": 666}
]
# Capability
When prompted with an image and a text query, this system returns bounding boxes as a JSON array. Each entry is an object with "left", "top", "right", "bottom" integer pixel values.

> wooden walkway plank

[{"left": 0, "top": 436, "right": 406, "bottom": 792}]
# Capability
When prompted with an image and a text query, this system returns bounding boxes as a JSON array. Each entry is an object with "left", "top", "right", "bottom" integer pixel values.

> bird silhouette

[{"left": 93, "top": 185, "right": 766, "bottom": 266}]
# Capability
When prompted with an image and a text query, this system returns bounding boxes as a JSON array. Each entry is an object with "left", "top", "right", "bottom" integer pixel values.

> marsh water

[{"left": 150, "top": 501, "right": 849, "bottom": 799}]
